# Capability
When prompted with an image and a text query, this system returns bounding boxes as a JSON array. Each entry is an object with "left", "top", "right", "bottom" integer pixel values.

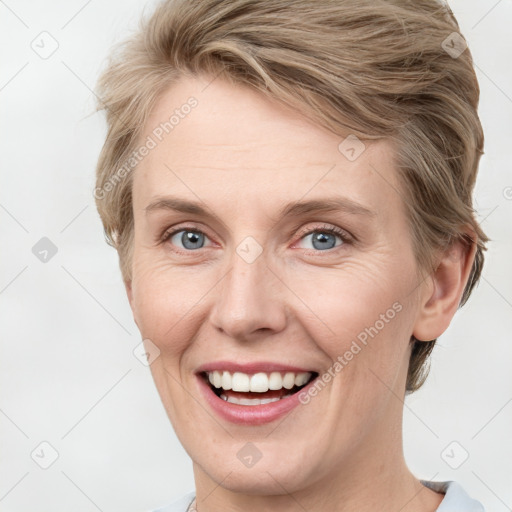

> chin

[
  {"left": 204, "top": 463, "right": 310, "bottom": 496},
  {"left": 191, "top": 437, "right": 322, "bottom": 496}
]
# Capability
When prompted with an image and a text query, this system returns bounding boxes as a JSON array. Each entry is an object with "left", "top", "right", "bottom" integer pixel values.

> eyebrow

[{"left": 144, "top": 196, "right": 376, "bottom": 220}]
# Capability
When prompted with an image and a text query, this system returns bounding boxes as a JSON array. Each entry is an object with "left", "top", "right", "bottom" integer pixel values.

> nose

[{"left": 209, "top": 247, "right": 288, "bottom": 341}]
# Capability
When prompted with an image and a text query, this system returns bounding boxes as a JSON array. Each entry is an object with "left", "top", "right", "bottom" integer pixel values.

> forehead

[{"left": 134, "top": 75, "right": 402, "bottom": 220}]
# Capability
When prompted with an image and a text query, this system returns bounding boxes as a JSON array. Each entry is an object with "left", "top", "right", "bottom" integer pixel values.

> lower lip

[{"left": 196, "top": 374, "right": 316, "bottom": 426}]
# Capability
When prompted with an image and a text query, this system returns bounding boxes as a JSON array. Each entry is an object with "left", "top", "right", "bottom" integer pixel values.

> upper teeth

[{"left": 207, "top": 371, "right": 312, "bottom": 393}]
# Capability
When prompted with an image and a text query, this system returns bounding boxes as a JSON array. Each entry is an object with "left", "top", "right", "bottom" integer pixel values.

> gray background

[{"left": 1, "top": 0, "right": 511, "bottom": 510}]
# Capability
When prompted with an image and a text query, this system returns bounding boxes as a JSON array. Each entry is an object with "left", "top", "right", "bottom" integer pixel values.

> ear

[{"left": 413, "top": 234, "right": 477, "bottom": 342}]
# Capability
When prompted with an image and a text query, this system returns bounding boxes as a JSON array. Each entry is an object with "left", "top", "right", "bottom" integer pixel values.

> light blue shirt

[
  {"left": 150, "top": 480, "right": 485, "bottom": 511},
  {"left": 421, "top": 480, "right": 485, "bottom": 511}
]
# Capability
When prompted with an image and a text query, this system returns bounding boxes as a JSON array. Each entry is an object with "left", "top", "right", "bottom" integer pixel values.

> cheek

[
  {"left": 279, "top": 256, "right": 417, "bottom": 404},
  {"left": 285, "top": 256, "right": 414, "bottom": 342},
  {"left": 130, "top": 257, "right": 216, "bottom": 357}
]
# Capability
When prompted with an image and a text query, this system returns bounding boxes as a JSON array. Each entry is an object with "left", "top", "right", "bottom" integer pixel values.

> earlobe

[{"left": 413, "top": 234, "right": 477, "bottom": 342}]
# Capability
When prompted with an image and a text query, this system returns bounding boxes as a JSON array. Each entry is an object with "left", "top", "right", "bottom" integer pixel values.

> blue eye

[
  {"left": 297, "top": 228, "right": 345, "bottom": 251},
  {"left": 167, "top": 229, "right": 211, "bottom": 251},
  {"left": 163, "top": 224, "right": 349, "bottom": 254}
]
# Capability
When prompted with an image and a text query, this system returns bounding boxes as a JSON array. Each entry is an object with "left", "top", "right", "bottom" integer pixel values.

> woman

[{"left": 94, "top": 0, "right": 488, "bottom": 510}]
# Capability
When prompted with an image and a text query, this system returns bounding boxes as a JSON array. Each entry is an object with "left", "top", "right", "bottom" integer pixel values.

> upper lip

[{"left": 196, "top": 361, "right": 316, "bottom": 374}]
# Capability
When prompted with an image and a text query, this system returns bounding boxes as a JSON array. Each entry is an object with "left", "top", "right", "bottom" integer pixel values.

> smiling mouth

[{"left": 202, "top": 370, "right": 318, "bottom": 405}]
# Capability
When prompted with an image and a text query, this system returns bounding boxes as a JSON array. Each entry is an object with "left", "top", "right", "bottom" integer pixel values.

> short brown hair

[{"left": 94, "top": 0, "right": 488, "bottom": 393}]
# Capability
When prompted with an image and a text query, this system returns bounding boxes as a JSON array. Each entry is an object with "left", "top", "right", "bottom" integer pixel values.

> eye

[
  {"left": 163, "top": 227, "right": 213, "bottom": 251},
  {"left": 295, "top": 225, "right": 348, "bottom": 252},
  {"left": 161, "top": 223, "right": 351, "bottom": 254}
]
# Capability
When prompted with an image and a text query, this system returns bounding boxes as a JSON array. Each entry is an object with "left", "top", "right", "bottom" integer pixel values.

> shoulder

[
  {"left": 145, "top": 491, "right": 196, "bottom": 512},
  {"left": 421, "top": 480, "right": 486, "bottom": 511}
]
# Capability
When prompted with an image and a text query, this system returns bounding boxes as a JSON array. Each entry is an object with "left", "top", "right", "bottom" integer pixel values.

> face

[{"left": 127, "top": 75, "right": 426, "bottom": 495}]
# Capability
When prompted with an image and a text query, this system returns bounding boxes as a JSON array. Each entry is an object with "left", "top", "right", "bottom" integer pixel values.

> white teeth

[
  {"left": 249, "top": 372, "right": 268, "bottom": 392},
  {"left": 207, "top": 370, "right": 313, "bottom": 392},
  {"left": 213, "top": 370, "right": 222, "bottom": 389},
  {"left": 221, "top": 371, "right": 232, "bottom": 390},
  {"left": 269, "top": 372, "right": 283, "bottom": 390},
  {"left": 220, "top": 393, "right": 282, "bottom": 405},
  {"left": 295, "top": 372, "right": 310, "bottom": 387},
  {"left": 259, "top": 398, "right": 279, "bottom": 404},
  {"left": 282, "top": 372, "right": 295, "bottom": 390},
  {"left": 231, "top": 372, "right": 250, "bottom": 392}
]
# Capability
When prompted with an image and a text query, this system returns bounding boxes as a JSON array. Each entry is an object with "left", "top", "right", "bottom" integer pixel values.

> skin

[{"left": 125, "top": 74, "right": 476, "bottom": 512}]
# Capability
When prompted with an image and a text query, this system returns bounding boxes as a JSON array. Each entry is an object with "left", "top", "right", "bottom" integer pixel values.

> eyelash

[
  {"left": 293, "top": 224, "right": 351, "bottom": 251},
  {"left": 161, "top": 223, "right": 352, "bottom": 255}
]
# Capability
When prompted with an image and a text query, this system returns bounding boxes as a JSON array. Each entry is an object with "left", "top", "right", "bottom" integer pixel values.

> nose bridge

[{"left": 210, "top": 240, "right": 286, "bottom": 339}]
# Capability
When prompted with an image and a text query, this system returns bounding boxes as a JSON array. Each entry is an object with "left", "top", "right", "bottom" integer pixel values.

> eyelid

[
  {"left": 161, "top": 222, "right": 209, "bottom": 240},
  {"left": 161, "top": 222, "right": 353, "bottom": 252},
  {"left": 293, "top": 223, "right": 353, "bottom": 244}
]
